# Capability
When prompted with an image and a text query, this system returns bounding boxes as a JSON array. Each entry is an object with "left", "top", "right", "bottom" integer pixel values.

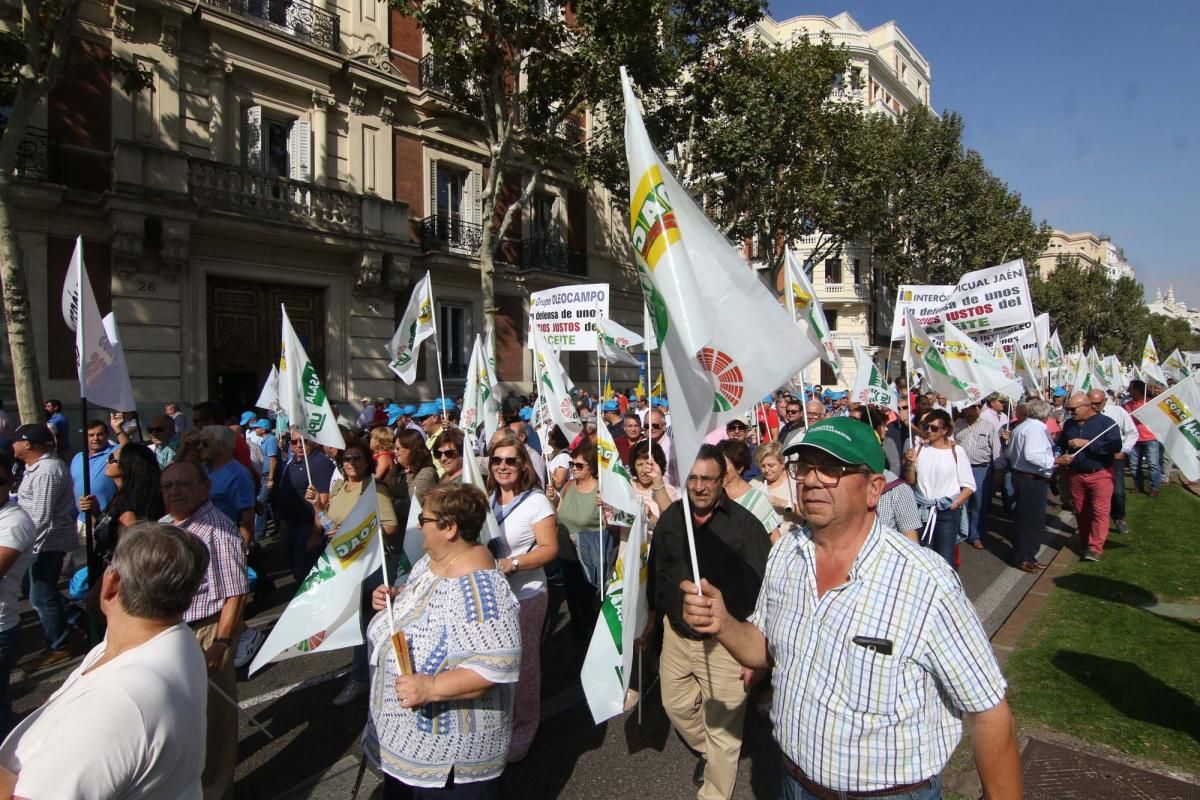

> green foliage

[{"left": 871, "top": 108, "right": 1050, "bottom": 287}]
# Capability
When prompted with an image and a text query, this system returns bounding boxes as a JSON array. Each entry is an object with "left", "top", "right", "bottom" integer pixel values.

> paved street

[{"left": 10, "top": 496, "right": 1074, "bottom": 799}]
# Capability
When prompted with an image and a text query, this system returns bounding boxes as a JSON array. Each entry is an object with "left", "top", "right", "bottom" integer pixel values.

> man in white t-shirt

[
  {"left": 0, "top": 455, "right": 35, "bottom": 739},
  {"left": 0, "top": 523, "right": 210, "bottom": 800}
]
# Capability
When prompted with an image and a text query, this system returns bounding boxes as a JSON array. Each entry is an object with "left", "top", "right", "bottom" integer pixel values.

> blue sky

[{"left": 768, "top": 1, "right": 1200, "bottom": 306}]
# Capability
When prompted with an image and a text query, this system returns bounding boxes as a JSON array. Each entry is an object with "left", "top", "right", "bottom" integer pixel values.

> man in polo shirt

[
  {"left": 1056, "top": 392, "right": 1122, "bottom": 561},
  {"left": 1007, "top": 398, "right": 1056, "bottom": 572},
  {"left": 681, "top": 418, "right": 1020, "bottom": 800},
  {"left": 161, "top": 459, "right": 248, "bottom": 800},
  {"left": 645, "top": 444, "right": 770, "bottom": 799},
  {"left": 954, "top": 403, "right": 1001, "bottom": 550},
  {"left": 69, "top": 420, "right": 116, "bottom": 529}
]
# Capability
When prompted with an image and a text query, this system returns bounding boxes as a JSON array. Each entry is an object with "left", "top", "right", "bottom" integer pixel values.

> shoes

[
  {"left": 1014, "top": 561, "right": 1044, "bottom": 573},
  {"left": 33, "top": 647, "right": 73, "bottom": 672},
  {"left": 1082, "top": 549, "right": 1102, "bottom": 562},
  {"left": 1149, "top": 489, "right": 1160, "bottom": 497},
  {"left": 693, "top": 758, "right": 706, "bottom": 788},
  {"left": 1114, "top": 520, "right": 1130, "bottom": 534},
  {"left": 234, "top": 627, "right": 266, "bottom": 669},
  {"left": 332, "top": 678, "right": 367, "bottom": 707},
  {"left": 971, "top": 540, "right": 985, "bottom": 550}
]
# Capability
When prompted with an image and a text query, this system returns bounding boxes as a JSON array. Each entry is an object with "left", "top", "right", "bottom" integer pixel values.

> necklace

[{"left": 430, "top": 545, "right": 476, "bottom": 575}]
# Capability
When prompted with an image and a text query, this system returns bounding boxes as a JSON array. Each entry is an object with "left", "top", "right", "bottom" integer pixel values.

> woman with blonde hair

[
  {"left": 485, "top": 436, "right": 557, "bottom": 762},
  {"left": 369, "top": 426, "right": 396, "bottom": 488}
]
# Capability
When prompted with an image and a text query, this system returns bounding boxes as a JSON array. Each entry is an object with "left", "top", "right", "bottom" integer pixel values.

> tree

[
  {"left": 871, "top": 108, "right": 1049, "bottom": 288},
  {"left": 1148, "top": 313, "right": 1200, "bottom": 358},
  {"left": 395, "top": 0, "right": 763, "bottom": 357}
]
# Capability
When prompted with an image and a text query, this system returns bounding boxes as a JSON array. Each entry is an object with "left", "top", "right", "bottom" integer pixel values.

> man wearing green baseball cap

[{"left": 680, "top": 417, "right": 1020, "bottom": 800}]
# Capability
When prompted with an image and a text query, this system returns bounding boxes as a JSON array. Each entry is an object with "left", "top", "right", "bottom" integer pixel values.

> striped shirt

[
  {"left": 954, "top": 417, "right": 1001, "bottom": 466},
  {"left": 734, "top": 485, "right": 782, "bottom": 535},
  {"left": 876, "top": 471, "right": 921, "bottom": 535},
  {"left": 748, "top": 520, "right": 1006, "bottom": 792},
  {"left": 16, "top": 455, "right": 79, "bottom": 554},
  {"left": 168, "top": 502, "right": 249, "bottom": 623}
]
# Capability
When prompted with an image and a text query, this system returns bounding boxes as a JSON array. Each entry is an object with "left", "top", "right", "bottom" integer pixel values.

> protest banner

[
  {"left": 890, "top": 284, "right": 953, "bottom": 341},
  {"left": 528, "top": 284, "right": 611, "bottom": 351},
  {"left": 922, "top": 260, "right": 1035, "bottom": 337}
]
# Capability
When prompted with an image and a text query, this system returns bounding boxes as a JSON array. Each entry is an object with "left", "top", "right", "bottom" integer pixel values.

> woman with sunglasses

[
  {"left": 392, "top": 428, "right": 438, "bottom": 508},
  {"left": 432, "top": 428, "right": 465, "bottom": 485},
  {"left": 485, "top": 437, "right": 557, "bottom": 762},
  {"left": 79, "top": 443, "right": 164, "bottom": 565},
  {"left": 902, "top": 408, "right": 976, "bottom": 569},
  {"left": 364, "top": 484, "right": 521, "bottom": 800},
  {"left": 304, "top": 438, "right": 401, "bottom": 707},
  {"left": 551, "top": 441, "right": 607, "bottom": 654}
]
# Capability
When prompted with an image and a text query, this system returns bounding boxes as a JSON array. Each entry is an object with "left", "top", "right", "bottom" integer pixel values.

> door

[{"left": 207, "top": 277, "right": 325, "bottom": 414}]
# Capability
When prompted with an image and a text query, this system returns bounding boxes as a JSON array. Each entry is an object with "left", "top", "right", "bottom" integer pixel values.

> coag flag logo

[
  {"left": 630, "top": 165, "right": 680, "bottom": 272},
  {"left": 332, "top": 514, "right": 377, "bottom": 568},
  {"left": 1157, "top": 395, "right": 1200, "bottom": 450}
]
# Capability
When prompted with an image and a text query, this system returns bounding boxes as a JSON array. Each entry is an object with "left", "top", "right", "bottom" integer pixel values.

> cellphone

[{"left": 852, "top": 635, "right": 893, "bottom": 656}]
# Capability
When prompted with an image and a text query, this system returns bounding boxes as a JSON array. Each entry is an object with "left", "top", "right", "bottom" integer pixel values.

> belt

[
  {"left": 782, "top": 756, "right": 933, "bottom": 800},
  {"left": 1071, "top": 466, "right": 1106, "bottom": 475},
  {"left": 1013, "top": 470, "right": 1049, "bottom": 482},
  {"left": 668, "top": 618, "right": 710, "bottom": 642}
]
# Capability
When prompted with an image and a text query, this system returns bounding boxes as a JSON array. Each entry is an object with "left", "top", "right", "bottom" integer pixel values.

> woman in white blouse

[{"left": 902, "top": 408, "right": 975, "bottom": 569}]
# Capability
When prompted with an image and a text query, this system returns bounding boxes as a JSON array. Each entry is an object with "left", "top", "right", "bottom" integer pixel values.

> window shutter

[
  {"left": 243, "top": 105, "right": 263, "bottom": 171},
  {"left": 471, "top": 171, "right": 482, "bottom": 224},
  {"left": 288, "top": 119, "right": 312, "bottom": 183},
  {"left": 429, "top": 160, "right": 437, "bottom": 218}
]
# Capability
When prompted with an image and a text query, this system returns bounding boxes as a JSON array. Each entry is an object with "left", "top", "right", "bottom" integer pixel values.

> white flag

[
  {"left": 595, "top": 317, "right": 644, "bottom": 367},
  {"left": 622, "top": 67, "right": 818, "bottom": 480},
  {"left": 642, "top": 301, "right": 658, "bottom": 352},
  {"left": 460, "top": 446, "right": 500, "bottom": 544},
  {"left": 941, "top": 318, "right": 1023, "bottom": 403},
  {"left": 596, "top": 423, "right": 640, "bottom": 525},
  {"left": 1131, "top": 374, "right": 1200, "bottom": 482},
  {"left": 850, "top": 339, "right": 895, "bottom": 412},
  {"left": 785, "top": 248, "right": 841, "bottom": 380},
  {"left": 1163, "top": 348, "right": 1191, "bottom": 382},
  {"left": 250, "top": 478, "right": 383, "bottom": 674},
  {"left": 1010, "top": 327, "right": 1042, "bottom": 395},
  {"left": 1142, "top": 335, "right": 1168, "bottom": 387},
  {"left": 280, "top": 305, "right": 345, "bottom": 450},
  {"left": 1033, "top": 313, "right": 1051, "bottom": 381},
  {"left": 461, "top": 335, "right": 500, "bottom": 443},
  {"left": 531, "top": 325, "right": 583, "bottom": 440},
  {"left": 1047, "top": 330, "right": 1064, "bottom": 369},
  {"left": 904, "top": 311, "right": 970, "bottom": 402},
  {"left": 60, "top": 237, "right": 136, "bottom": 412},
  {"left": 388, "top": 272, "right": 435, "bottom": 384},
  {"left": 255, "top": 365, "right": 280, "bottom": 411},
  {"left": 396, "top": 498, "right": 427, "bottom": 582},
  {"left": 582, "top": 506, "right": 649, "bottom": 724}
]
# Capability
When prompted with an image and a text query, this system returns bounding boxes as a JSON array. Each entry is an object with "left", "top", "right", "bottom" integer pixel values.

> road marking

[{"left": 240, "top": 667, "right": 349, "bottom": 710}]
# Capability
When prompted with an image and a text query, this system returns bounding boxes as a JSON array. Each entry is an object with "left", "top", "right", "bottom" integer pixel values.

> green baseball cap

[{"left": 782, "top": 417, "right": 885, "bottom": 474}]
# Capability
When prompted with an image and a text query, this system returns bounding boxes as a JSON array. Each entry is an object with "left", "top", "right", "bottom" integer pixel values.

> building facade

[
  {"left": 749, "top": 11, "right": 932, "bottom": 388},
  {"left": 1148, "top": 287, "right": 1200, "bottom": 335},
  {"left": 1036, "top": 228, "right": 1135, "bottom": 282},
  {"left": 1, "top": 0, "right": 643, "bottom": 425}
]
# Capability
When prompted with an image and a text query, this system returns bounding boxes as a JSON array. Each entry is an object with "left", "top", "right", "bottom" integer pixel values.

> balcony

[
  {"left": 419, "top": 214, "right": 484, "bottom": 255},
  {"left": 817, "top": 282, "right": 871, "bottom": 302},
  {"left": 419, "top": 55, "right": 465, "bottom": 97},
  {"left": 189, "top": 159, "right": 407, "bottom": 240},
  {"left": 516, "top": 235, "right": 586, "bottom": 276},
  {"left": 200, "top": 0, "right": 340, "bottom": 52},
  {"left": 12, "top": 126, "right": 51, "bottom": 181}
]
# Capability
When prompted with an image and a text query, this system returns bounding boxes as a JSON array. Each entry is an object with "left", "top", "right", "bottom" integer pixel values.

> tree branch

[{"left": 497, "top": 167, "right": 543, "bottom": 244}]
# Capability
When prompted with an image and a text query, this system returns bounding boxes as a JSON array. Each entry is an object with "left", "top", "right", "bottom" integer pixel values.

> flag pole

[
  {"left": 427, "top": 273, "right": 450, "bottom": 421},
  {"left": 596, "top": 321, "right": 606, "bottom": 599},
  {"left": 73, "top": 248, "right": 100, "bottom": 645}
]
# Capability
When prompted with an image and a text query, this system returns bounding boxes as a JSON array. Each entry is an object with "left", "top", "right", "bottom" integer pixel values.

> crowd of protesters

[{"left": 0, "top": 370, "right": 1177, "bottom": 799}]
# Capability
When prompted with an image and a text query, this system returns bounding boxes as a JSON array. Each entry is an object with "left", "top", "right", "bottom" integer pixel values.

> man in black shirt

[
  {"left": 1055, "top": 392, "right": 1122, "bottom": 562},
  {"left": 644, "top": 444, "right": 771, "bottom": 798}
]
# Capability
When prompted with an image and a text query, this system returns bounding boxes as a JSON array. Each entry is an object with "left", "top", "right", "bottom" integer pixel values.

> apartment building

[
  {"left": 748, "top": 11, "right": 932, "bottom": 388},
  {"left": 1036, "top": 229, "right": 1134, "bottom": 283},
  {"left": 2, "top": 0, "right": 641, "bottom": 419}
]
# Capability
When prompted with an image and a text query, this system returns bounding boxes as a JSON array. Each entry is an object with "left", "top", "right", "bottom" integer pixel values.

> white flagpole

[
  {"left": 1070, "top": 421, "right": 1120, "bottom": 456},
  {"left": 596, "top": 322, "right": 607, "bottom": 599},
  {"left": 643, "top": 302, "right": 653, "bottom": 411},
  {"left": 373, "top": 500, "right": 401, "bottom": 675},
  {"left": 427, "top": 274, "right": 450, "bottom": 421},
  {"left": 681, "top": 490, "right": 702, "bottom": 596}
]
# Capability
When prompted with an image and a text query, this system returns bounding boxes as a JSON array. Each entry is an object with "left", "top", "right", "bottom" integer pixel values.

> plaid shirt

[
  {"left": 169, "top": 502, "right": 249, "bottom": 623},
  {"left": 877, "top": 471, "right": 922, "bottom": 535},
  {"left": 16, "top": 454, "right": 78, "bottom": 554},
  {"left": 954, "top": 417, "right": 1001, "bottom": 466},
  {"left": 749, "top": 520, "right": 1006, "bottom": 792}
]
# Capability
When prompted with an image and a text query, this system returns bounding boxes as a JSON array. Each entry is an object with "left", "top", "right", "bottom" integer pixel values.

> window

[
  {"left": 439, "top": 303, "right": 470, "bottom": 380},
  {"left": 243, "top": 106, "right": 310, "bottom": 182},
  {"left": 434, "top": 163, "right": 473, "bottom": 250},
  {"left": 852, "top": 258, "right": 862, "bottom": 283},
  {"left": 820, "top": 360, "right": 837, "bottom": 386},
  {"left": 532, "top": 193, "right": 557, "bottom": 240},
  {"left": 824, "top": 309, "right": 838, "bottom": 331},
  {"left": 825, "top": 258, "right": 842, "bottom": 284}
]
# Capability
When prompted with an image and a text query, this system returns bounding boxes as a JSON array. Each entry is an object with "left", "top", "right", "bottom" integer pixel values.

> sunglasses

[
  {"left": 922, "top": 424, "right": 944, "bottom": 432},
  {"left": 649, "top": 423, "right": 664, "bottom": 430},
  {"left": 570, "top": 461, "right": 589, "bottom": 470},
  {"left": 490, "top": 456, "right": 520, "bottom": 467},
  {"left": 436, "top": 449, "right": 459, "bottom": 459}
]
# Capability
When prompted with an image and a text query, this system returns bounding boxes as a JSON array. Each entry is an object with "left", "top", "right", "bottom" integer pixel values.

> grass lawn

[{"left": 1004, "top": 482, "right": 1200, "bottom": 773}]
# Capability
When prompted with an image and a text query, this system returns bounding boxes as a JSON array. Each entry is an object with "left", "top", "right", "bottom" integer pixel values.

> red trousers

[{"left": 1067, "top": 469, "right": 1114, "bottom": 553}]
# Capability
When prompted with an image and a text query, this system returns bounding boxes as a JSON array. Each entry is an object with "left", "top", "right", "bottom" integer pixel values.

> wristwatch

[{"left": 511, "top": 558, "right": 520, "bottom": 573}]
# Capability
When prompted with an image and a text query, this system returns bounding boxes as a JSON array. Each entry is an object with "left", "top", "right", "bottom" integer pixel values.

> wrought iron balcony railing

[
  {"left": 420, "top": 214, "right": 484, "bottom": 255},
  {"left": 189, "top": 159, "right": 362, "bottom": 234},
  {"left": 419, "top": 55, "right": 453, "bottom": 96},
  {"left": 12, "top": 126, "right": 51, "bottom": 181},
  {"left": 518, "top": 235, "right": 586, "bottom": 276},
  {"left": 201, "top": 0, "right": 340, "bottom": 52}
]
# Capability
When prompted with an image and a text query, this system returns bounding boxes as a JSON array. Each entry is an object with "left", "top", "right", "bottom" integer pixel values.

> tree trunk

[
  {"left": 478, "top": 223, "right": 498, "bottom": 366},
  {"left": 0, "top": 176, "right": 44, "bottom": 423}
]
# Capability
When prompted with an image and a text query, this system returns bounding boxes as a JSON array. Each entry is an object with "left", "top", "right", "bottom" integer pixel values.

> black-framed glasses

[
  {"left": 685, "top": 474, "right": 720, "bottom": 486},
  {"left": 785, "top": 408, "right": 802, "bottom": 416},
  {"left": 490, "top": 456, "right": 519, "bottom": 467},
  {"left": 1066, "top": 403, "right": 1086, "bottom": 411},
  {"left": 570, "top": 461, "right": 589, "bottom": 470},
  {"left": 922, "top": 423, "right": 944, "bottom": 432},
  {"left": 650, "top": 423, "right": 665, "bottom": 430},
  {"left": 786, "top": 459, "right": 870, "bottom": 486},
  {"left": 342, "top": 454, "right": 367, "bottom": 463},
  {"left": 436, "top": 449, "right": 459, "bottom": 459},
  {"left": 417, "top": 514, "right": 440, "bottom": 526},
  {"left": 107, "top": 453, "right": 119, "bottom": 463}
]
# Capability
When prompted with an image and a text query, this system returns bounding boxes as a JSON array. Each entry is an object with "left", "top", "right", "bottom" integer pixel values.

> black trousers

[
  {"left": 1012, "top": 473, "right": 1049, "bottom": 564},
  {"left": 383, "top": 772, "right": 500, "bottom": 800},
  {"left": 1110, "top": 458, "right": 1127, "bottom": 520}
]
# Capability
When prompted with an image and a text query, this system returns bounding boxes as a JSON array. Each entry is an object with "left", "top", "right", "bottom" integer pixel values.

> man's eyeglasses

[
  {"left": 685, "top": 474, "right": 720, "bottom": 486},
  {"left": 490, "top": 456, "right": 520, "bottom": 467},
  {"left": 435, "top": 449, "right": 459, "bottom": 459},
  {"left": 786, "top": 459, "right": 870, "bottom": 486},
  {"left": 417, "top": 514, "right": 441, "bottom": 526},
  {"left": 785, "top": 408, "right": 802, "bottom": 416},
  {"left": 650, "top": 423, "right": 665, "bottom": 430},
  {"left": 1066, "top": 403, "right": 1087, "bottom": 411},
  {"left": 570, "top": 461, "right": 589, "bottom": 470}
]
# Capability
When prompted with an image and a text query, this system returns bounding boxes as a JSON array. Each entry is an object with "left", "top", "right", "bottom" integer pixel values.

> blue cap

[
  {"left": 252, "top": 418, "right": 272, "bottom": 430},
  {"left": 387, "top": 411, "right": 403, "bottom": 426},
  {"left": 439, "top": 398, "right": 457, "bottom": 413},
  {"left": 403, "top": 404, "right": 417, "bottom": 416},
  {"left": 239, "top": 411, "right": 257, "bottom": 425},
  {"left": 519, "top": 406, "right": 533, "bottom": 421},
  {"left": 651, "top": 397, "right": 668, "bottom": 408},
  {"left": 385, "top": 403, "right": 403, "bottom": 415},
  {"left": 1052, "top": 387, "right": 1067, "bottom": 398},
  {"left": 602, "top": 400, "right": 619, "bottom": 412},
  {"left": 412, "top": 402, "right": 434, "bottom": 419},
  {"left": 762, "top": 394, "right": 774, "bottom": 404}
]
